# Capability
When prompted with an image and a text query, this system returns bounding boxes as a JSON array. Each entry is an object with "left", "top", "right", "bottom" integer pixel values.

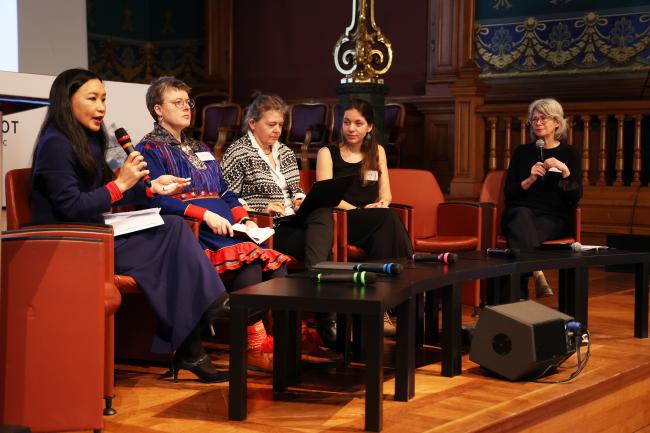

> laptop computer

[{"left": 274, "top": 174, "right": 356, "bottom": 226}]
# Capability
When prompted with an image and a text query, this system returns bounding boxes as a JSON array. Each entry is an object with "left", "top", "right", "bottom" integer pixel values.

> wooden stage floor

[{"left": 104, "top": 267, "right": 650, "bottom": 433}]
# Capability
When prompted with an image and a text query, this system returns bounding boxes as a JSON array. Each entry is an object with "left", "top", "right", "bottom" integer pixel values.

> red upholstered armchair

[
  {"left": 5, "top": 168, "right": 122, "bottom": 416},
  {"left": 286, "top": 102, "right": 330, "bottom": 169},
  {"left": 388, "top": 169, "right": 486, "bottom": 308},
  {"left": 1, "top": 231, "right": 107, "bottom": 433},
  {"left": 199, "top": 102, "right": 242, "bottom": 161}
]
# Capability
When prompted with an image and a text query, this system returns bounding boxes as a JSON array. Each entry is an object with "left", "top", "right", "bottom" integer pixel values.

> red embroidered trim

[
  {"left": 184, "top": 204, "right": 207, "bottom": 221},
  {"left": 105, "top": 181, "right": 123, "bottom": 203},
  {"left": 203, "top": 242, "right": 291, "bottom": 274}
]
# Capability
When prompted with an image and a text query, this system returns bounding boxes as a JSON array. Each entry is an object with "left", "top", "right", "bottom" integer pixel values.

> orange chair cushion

[
  {"left": 496, "top": 234, "right": 575, "bottom": 249},
  {"left": 415, "top": 235, "right": 478, "bottom": 253}
]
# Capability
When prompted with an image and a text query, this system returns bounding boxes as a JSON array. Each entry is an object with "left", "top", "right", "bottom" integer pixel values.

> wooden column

[
  {"left": 518, "top": 116, "right": 527, "bottom": 145},
  {"left": 488, "top": 116, "right": 497, "bottom": 171},
  {"left": 425, "top": 0, "right": 459, "bottom": 97},
  {"left": 597, "top": 115, "right": 608, "bottom": 186},
  {"left": 614, "top": 114, "right": 625, "bottom": 186},
  {"left": 632, "top": 114, "right": 642, "bottom": 186},
  {"left": 448, "top": 0, "right": 487, "bottom": 196},
  {"left": 503, "top": 117, "right": 512, "bottom": 170},
  {"left": 204, "top": 0, "right": 233, "bottom": 97},
  {"left": 580, "top": 115, "right": 591, "bottom": 186}
]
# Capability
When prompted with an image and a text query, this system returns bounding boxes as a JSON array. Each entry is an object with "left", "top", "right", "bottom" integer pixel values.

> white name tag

[
  {"left": 195, "top": 151, "right": 215, "bottom": 161},
  {"left": 365, "top": 170, "right": 379, "bottom": 181}
]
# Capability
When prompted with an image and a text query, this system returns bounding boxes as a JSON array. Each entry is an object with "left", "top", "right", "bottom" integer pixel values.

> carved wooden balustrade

[{"left": 477, "top": 100, "right": 650, "bottom": 236}]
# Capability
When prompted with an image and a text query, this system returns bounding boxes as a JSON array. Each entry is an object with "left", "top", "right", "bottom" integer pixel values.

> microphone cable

[{"left": 532, "top": 327, "right": 591, "bottom": 384}]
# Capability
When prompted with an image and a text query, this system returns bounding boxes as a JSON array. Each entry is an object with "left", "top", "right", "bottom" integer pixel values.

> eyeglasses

[
  {"left": 528, "top": 115, "right": 554, "bottom": 125},
  {"left": 164, "top": 98, "right": 196, "bottom": 109}
]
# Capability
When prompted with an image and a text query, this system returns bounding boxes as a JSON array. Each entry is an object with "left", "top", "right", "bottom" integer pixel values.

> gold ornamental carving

[{"left": 333, "top": 0, "right": 393, "bottom": 84}]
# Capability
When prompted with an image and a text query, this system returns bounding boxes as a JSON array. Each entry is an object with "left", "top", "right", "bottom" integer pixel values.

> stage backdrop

[{"left": 475, "top": 0, "right": 650, "bottom": 77}]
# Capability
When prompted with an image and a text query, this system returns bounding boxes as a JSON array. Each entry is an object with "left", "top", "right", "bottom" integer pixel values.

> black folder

[{"left": 274, "top": 175, "right": 356, "bottom": 226}]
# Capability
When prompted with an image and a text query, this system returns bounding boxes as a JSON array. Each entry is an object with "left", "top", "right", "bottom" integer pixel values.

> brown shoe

[
  {"left": 301, "top": 339, "right": 343, "bottom": 365},
  {"left": 247, "top": 349, "right": 273, "bottom": 372},
  {"left": 534, "top": 271, "right": 554, "bottom": 298},
  {"left": 384, "top": 312, "right": 397, "bottom": 337}
]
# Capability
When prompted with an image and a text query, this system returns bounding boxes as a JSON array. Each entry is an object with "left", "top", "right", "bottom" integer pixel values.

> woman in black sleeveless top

[{"left": 316, "top": 99, "right": 413, "bottom": 260}]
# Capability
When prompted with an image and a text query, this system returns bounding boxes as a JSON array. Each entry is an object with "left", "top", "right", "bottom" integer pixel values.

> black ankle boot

[
  {"left": 171, "top": 351, "right": 229, "bottom": 383},
  {"left": 204, "top": 292, "right": 230, "bottom": 323},
  {"left": 317, "top": 319, "right": 337, "bottom": 350}
]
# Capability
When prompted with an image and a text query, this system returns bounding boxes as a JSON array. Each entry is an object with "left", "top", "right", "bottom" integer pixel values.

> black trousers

[
  {"left": 273, "top": 207, "right": 334, "bottom": 268},
  {"left": 501, "top": 206, "right": 567, "bottom": 249}
]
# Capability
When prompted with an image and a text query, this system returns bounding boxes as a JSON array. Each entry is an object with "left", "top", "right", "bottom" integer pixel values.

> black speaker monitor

[{"left": 469, "top": 300, "right": 575, "bottom": 381}]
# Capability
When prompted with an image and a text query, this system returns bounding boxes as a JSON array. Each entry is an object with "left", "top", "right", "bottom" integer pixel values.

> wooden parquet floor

[{"left": 103, "top": 267, "right": 650, "bottom": 433}]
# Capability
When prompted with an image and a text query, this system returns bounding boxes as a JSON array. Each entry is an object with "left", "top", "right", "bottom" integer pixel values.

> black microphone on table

[
  {"left": 486, "top": 247, "right": 520, "bottom": 258},
  {"left": 114, "top": 127, "right": 152, "bottom": 187},
  {"left": 353, "top": 262, "right": 403, "bottom": 275},
  {"left": 314, "top": 271, "right": 377, "bottom": 285},
  {"left": 312, "top": 261, "right": 403, "bottom": 275},
  {"left": 411, "top": 252, "right": 458, "bottom": 264},
  {"left": 537, "top": 242, "right": 583, "bottom": 252}
]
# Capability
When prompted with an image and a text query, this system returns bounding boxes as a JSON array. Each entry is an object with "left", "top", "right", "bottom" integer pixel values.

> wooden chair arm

[{"left": 389, "top": 203, "right": 414, "bottom": 247}]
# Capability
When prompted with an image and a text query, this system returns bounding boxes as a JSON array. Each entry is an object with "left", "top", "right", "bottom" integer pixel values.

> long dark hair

[
  {"left": 340, "top": 98, "right": 379, "bottom": 184},
  {"left": 34, "top": 68, "right": 110, "bottom": 181}
]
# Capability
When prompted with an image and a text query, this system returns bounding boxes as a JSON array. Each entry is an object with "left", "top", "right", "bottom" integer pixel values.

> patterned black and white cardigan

[{"left": 220, "top": 133, "right": 304, "bottom": 213}]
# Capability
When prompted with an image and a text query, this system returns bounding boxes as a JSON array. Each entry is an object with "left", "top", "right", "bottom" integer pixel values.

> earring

[{"left": 158, "top": 115, "right": 163, "bottom": 124}]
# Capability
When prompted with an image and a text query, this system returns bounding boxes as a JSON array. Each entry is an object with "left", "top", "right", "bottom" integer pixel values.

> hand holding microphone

[
  {"left": 536, "top": 139, "right": 545, "bottom": 162},
  {"left": 114, "top": 127, "right": 152, "bottom": 187}
]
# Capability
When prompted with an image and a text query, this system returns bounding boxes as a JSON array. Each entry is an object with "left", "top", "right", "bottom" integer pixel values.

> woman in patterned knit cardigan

[
  {"left": 220, "top": 95, "right": 334, "bottom": 270},
  {"left": 221, "top": 94, "right": 337, "bottom": 347}
]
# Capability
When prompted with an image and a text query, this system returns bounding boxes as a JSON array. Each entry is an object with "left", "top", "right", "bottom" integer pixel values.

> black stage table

[
  {"left": 459, "top": 249, "right": 650, "bottom": 337},
  {"left": 227, "top": 258, "right": 519, "bottom": 431},
  {"left": 228, "top": 271, "right": 418, "bottom": 432},
  {"left": 227, "top": 249, "right": 649, "bottom": 431}
]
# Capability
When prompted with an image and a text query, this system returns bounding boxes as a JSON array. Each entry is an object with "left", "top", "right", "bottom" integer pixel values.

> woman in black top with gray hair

[{"left": 502, "top": 97, "right": 582, "bottom": 297}]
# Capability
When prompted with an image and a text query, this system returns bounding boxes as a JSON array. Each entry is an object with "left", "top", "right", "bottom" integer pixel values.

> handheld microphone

[
  {"left": 536, "top": 139, "right": 545, "bottom": 162},
  {"left": 114, "top": 127, "right": 152, "bottom": 187},
  {"left": 538, "top": 242, "right": 582, "bottom": 252},
  {"left": 314, "top": 271, "right": 377, "bottom": 285},
  {"left": 353, "top": 262, "right": 403, "bottom": 275},
  {"left": 486, "top": 248, "right": 520, "bottom": 258},
  {"left": 411, "top": 252, "right": 458, "bottom": 264}
]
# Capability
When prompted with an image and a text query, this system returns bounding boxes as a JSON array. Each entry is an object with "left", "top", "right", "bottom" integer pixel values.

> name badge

[
  {"left": 195, "top": 151, "right": 215, "bottom": 161},
  {"left": 365, "top": 170, "right": 379, "bottom": 181}
]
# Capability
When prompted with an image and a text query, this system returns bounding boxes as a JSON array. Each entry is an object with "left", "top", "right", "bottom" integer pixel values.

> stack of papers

[
  {"left": 103, "top": 208, "right": 164, "bottom": 236},
  {"left": 231, "top": 223, "right": 274, "bottom": 244}
]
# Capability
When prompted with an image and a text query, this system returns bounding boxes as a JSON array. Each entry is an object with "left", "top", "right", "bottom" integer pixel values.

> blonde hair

[{"left": 528, "top": 98, "right": 568, "bottom": 141}]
